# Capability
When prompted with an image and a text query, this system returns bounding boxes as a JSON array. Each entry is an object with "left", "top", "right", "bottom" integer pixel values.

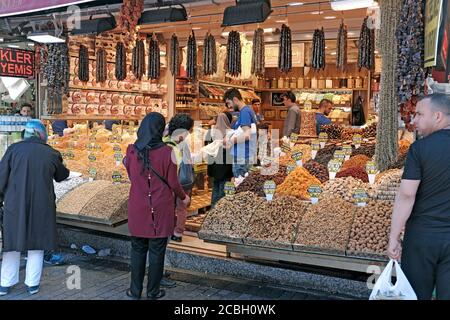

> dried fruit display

[
  {"left": 315, "top": 144, "right": 338, "bottom": 167},
  {"left": 251, "top": 28, "right": 265, "bottom": 77},
  {"left": 321, "top": 124, "right": 342, "bottom": 139},
  {"left": 115, "top": 42, "right": 127, "bottom": 81},
  {"left": 79, "top": 183, "right": 130, "bottom": 222},
  {"left": 396, "top": 0, "right": 426, "bottom": 105},
  {"left": 54, "top": 177, "right": 87, "bottom": 201},
  {"left": 374, "top": 0, "right": 402, "bottom": 171},
  {"left": 277, "top": 167, "right": 321, "bottom": 200},
  {"left": 398, "top": 139, "right": 411, "bottom": 155},
  {"left": 169, "top": 34, "right": 180, "bottom": 76},
  {"left": 236, "top": 168, "right": 287, "bottom": 197},
  {"left": 299, "top": 111, "right": 317, "bottom": 137},
  {"left": 352, "top": 144, "right": 375, "bottom": 158},
  {"left": 295, "top": 197, "right": 355, "bottom": 254},
  {"left": 336, "top": 166, "right": 369, "bottom": 183},
  {"left": 400, "top": 96, "right": 419, "bottom": 132},
  {"left": 347, "top": 200, "right": 393, "bottom": 258},
  {"left": 321, "top": 177, "right": 373, "bottom": 204},
  {"left": 202, "top": 33, "right": 217, "bottom": 76},
  {"left": 226, "top": 31, "right": 241, "bottom": 77},
  {"left": 278, "top": 144, "right": 312, "bottom": 166},
  {"left": 245, "top": 196, "right": 310, "bottom": 248},
  {"left": 200, "top": 192, "right": 264, "bottom": 243},
  {"left": 57, "top": 180, "right": 112, "bottom": 215},
  {"left": 148, "top": 36, "right": 160, "bottom": 80},
  {"left": 117, "top": 0, "right": 144, "bottom": 46},
  {"left": 187, "top": 31, "right": 198, "bottom": 80},
  {"left": 78, "top": 45, "right": 89, "bottom": 82},
  {"left": 43, "top": 43, "right": 70, "bottom": 114},
  {"left": 341, "top": 155, "right": 370, "bottom": 171},
  {"left": 304, "top": 160, "right": 328, "bottom": 183},
  {"left": 358, "top": 17, "right": 375, "bottom": 71},
  {"left": 336, "top": 21, "right": 347, "bottom": 71},
  {"left": 278, "top": 24, "right": 292, "bottom": 73},
  {"left": 362, "top": 122, "right": 377, "bottom": 138},
  {"left": 341, "top": 127, "right": 363, "bottom": 141},
  {"left": 311, "top": 28, "right": 325, "bottom": 70},
  {"left": 96, "top": 48, "right": 107, "bottom": 83},
  {"left": 374, "top": 169, "right": 402, "bottom": 201},
  {"left": 131, "top": 40, "right": 145, "bottom": 80},
  {"left": 388, "top": 152, "right": 407, "bottom": 169}
]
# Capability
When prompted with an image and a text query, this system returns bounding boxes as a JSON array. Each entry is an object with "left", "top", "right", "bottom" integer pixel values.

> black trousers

[
  {"left": 402, "top": 229, "right": 450, "bottom": 300},
  {"left": 130, "top": 237, "right": 168, "bottom": 297}
]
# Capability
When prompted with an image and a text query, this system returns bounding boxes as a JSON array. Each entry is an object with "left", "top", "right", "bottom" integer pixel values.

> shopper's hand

[
  {"left": 182, "top": 195, "right": 191, "bottom": 207},
  {"left": 387, "top": 238, "right": 402, "bottom": 261}
]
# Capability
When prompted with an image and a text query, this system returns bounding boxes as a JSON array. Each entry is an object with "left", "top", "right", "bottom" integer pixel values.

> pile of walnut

[
  {"left": 200, "top": 192, "right": 264, "bottom": 241},
  {"left": 320, "top": 177, "right": 375, "bottom": 204},
  {"left": 245, "top": 196, "right": 310, "bottom": 246},
  {"left": 374, "top": 169, "right": 403, "bottom": 201},
  {"left": 294, "top": 197, "right": 355, "bottom": 253},
  {"left": 347, "top": 200, "right": 393, "bottom": 257}
]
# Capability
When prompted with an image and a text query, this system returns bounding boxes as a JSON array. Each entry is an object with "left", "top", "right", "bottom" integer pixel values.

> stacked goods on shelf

[
  {"left": 236, "top": 167, "right": 287, "bottom": 197},
  {"left": 245, "top": 196, "right": 310, "bottom": 249},
  {"left": 296, "top": 92, "right": 352, "bottom": 107},
  {"left": 199, "top": 192, "right": 265, "bottom": 243},
  {"left": 303, "top": 160, "right": 328, "bottom": 183},
  {"left": 294, "top": 197, "right": 355, "bottom": 254},
  {"left": 276, "top": 167, "right": 321, "bottom": 200},
  {"left": 373, "top": 169, "right": 403, "bottom": 201},
  {"left": 347, "top": 200, "right": 393, "bottom": 258},
  {"left": 56, "top": 180, "right": 130, "bottom": 223}
]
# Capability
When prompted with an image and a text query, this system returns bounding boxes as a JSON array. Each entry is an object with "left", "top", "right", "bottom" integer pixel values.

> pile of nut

[
  {"left": 237, "top": 168, "right": 287, "bottom": 197},
  {"left": 315, "top": 144, "right": 338, "bottom": 167},
  {"left": 201, "top": 192, "right": 264, "bottom": 240},
  {"left": 277, "top": 167, "right": 321, "bottom": 200},
  {"left": 246, "top": 196, "right": 310, "bottom": 244},
  {"left": 321, "top": 124, "right": 343, "bottom": 139},
  {"left": 304, "top": 160, "right": 329, "bottom": 183},
  {"left": 374, "top": 169, "right": 403, "bottom": 201},
  {"left": 336, "top": 166, "right": 369, "bottom": 183},
  {"left": 295, "top": 197, "right": 355, "bottom": 252},
  {"left": 321, "top": 177, "right": 374, "bottom": 204},
  {"left": 54, "top": 177, "right": 87, "bottom": 201},
  {"left": 347, "top": 200, "right": 393, "bottom": 257}
]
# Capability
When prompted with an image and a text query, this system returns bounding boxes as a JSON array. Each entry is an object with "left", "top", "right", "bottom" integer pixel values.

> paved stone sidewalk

[{"left": 0, "top": 253, "right": 341, "bottom": 300}]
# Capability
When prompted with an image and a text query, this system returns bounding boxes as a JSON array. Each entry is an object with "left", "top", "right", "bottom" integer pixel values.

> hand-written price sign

[
  {"left": 290, "top": 133, "right": 299, "bottom": 143},
  {"left": 94, "top": 143, "right": 101, "bottom": 152},
  {"left": 112, "top": 171, "right": 122, "bottom": 183},
  {"left": 286, "top": 164, "right": 296, "bottom": 175},
  {"left": 281, "top": 141, "right": 291, "bottom": 153},
  {"left": 88, "top": 167, "right": 97, "bottom": 179},
  {"left": 113, "top": 144, "right": 122, "bottom": 153},
  {"left": 327, "top": 159, "right": 341, "bottom": 173},
  {"left": 366, "top": 161, "right": 378, "bottom": 174},
  {"left": 264, "top": 180, "right": 276, "bottom": 201},
  {"left": 89, "top": 134, "right": 96, "bottom": 142},
  {"left": 333, "top": 150, "right": 346, "bottom": 162},
  {"left": 224, "top": 182, "right": 235, "bottom": 196},
  {"left": 311, "top": 140, "right": 321, "bottom": 151},
  {"left": 353, "top": 134, "right": 362, "bottom": 147},
  {"left": 87, "top": 143, "right": 95, "bottom": 152},
  {"left": 319, "top": 132, "right": 328, "bottom": 143},
  {"left": 307, "top": 184, "right": 323, "bottom": 198},
  {"left": 343, "top": 144, "right": 353, "bottom": 156},
  {"left": 65, "top": 150, "right": 74, "bottom": 160},
  {"left": 114, "top": 153, "right": 123, "bottom": 164},
  {"left": 353, "top": 188, "right": 369, "bottom": 206},
  {"left": 88, "top": 153, "right": 96, "bottom": 162},
  {"left": 291, "top": 151, "right": 303, "bottom": 162}
]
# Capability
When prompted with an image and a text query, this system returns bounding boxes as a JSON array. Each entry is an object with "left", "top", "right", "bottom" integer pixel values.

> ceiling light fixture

[
  {"left": 27, "top": 33, "right": 65, "bottom": 43},
  {"left": 222, "top": 0, "right": 272, "bottom": 27},
  {"left": 330, "top": 52, "right": 337, "bottom": 55},
  {"left": 7, "top": 44, "right": 21, "bottom": 48},
  {"left": 139, "top": 6, "right": 188, "bottom": 25},
  {"left": 330, "top": 0, "right": 375, "bottom": 11}
]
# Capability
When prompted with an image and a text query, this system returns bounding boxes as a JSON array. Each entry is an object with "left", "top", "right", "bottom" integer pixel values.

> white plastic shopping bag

[{"left": 369, "top": 259, "right": 417, "bottom": 300}]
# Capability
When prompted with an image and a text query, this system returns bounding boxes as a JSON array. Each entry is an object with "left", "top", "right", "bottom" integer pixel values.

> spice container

[
  {"left": 290, "top": 77, "right": 297, "bottom": 89},
  {"left": 265, "top": 78, "right": 271, "bottom": 89},
  {"left": 284, "top": 77, "right": 290, "bottom": 89},
  {"left": 355, "top": 76, "right": 363, "bottom": 88},
  {"left": 348, "top": 77, "right": 354, "bottom": 89},
  {"left": 318, "top": 77, "right": 326, "bottom": 89},
  {"left": 339, "top": 77, "right": 348, "bottom": 88},
  {"left": 311, "top": 77, "right": 318, "bottom": 89},
  {"left": 258, "top": 77, "right": 265, "bottom": 88},
  {"left": 304, "top": 77, "right": 311, "bottom": 89},
  {"left": 326, "top": 78, "right": 333, "bottom": 89},
  {"left": 333, "top": 77, "right": 340, "bottom": 88},
  {"left": 278, "top": 77, "right": 284, "bottom": 89},
  {"left": 271, "top": 78, "right": 278, "bottom": 89},
  {"left": 297, "top": 77, "right": 304, "bottom": 89}
]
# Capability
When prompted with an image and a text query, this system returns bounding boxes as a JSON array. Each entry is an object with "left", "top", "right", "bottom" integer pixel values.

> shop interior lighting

[
  {"left": 70, "top": 14, "right": 116, "bottom": 35},
  {"left": 27, "top": 33, "right": 65, "bottom": 43},
  {"left": 139, "top": 6, "right": 188, "bottom": 25},
  {"left": 288, "top": 2, "right": 304, "bottom": 6},
  {"left": 324, "top": 16, "right": 336, "bottom": 20},
  {"left": 7, "top": 44, "right": 21, "bottom": 48},
  {"left": 222, "top": 0, "right": 272, "bottom": 27},
  {"left": 330, "top": 0, "right": 375, "bottom": 11},
  {"left": 310, "top": 11, "right": 324, "bottom": 15}
]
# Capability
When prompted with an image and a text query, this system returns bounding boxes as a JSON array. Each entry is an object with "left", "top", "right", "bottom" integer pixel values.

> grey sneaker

[
  {"left": 27, "top": 285, "right": 40, "bottom": 295},
  {"left": 0, "top": 286, "right": 12, "bottom": 296}
]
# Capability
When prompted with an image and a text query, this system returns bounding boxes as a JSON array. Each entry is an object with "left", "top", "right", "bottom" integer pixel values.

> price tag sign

[
  {"left": 308, "top": 184, "right": 323, "bottom": 204},
  {"left": 353, "top": 188, "right": 369, "bottom": 206},
  {"left": 327, "top": 160, "right": 341, "bottom": 173},
  {"left": 94, "top": 143, "right": 101, "bottom": 152},
  {"left": 319, "top": 132, "right": 328, "bottom": 143},
  {"left": 311, "top": 140, "right": 320, "bottom": 151},
  {"left": 286, "top": 164, "right": 296, "bottom": 175},
  {"left": 114, "top": 153, "right": 123, "bottom": 165},
  {"left": 281, "top": 141, "right": 291, "bottom": 153},
  {"left": 68, "top": 142, "right": 75, "bottom": 150},
  {"left": 343, "top": 145, "right": 353, "bottom": 156},
  {"left": 88, "top": 153, "right": 97, "bottom": 162},
  {"left": 333, "top": 150, "right": 346, "bottom": 162},
  {"left": 112, "top": 171, "right": 122, "bottom": 184},
  {"left": 353, "top": 134, "right": 362, "bottom": 148},
  {"left": 290, "top": 133, "right": 299, "bottom": 143},
  {"left": 224, "top": 182, "right": 235, "bottom": 196},
  {"left": 88, "top": 167, "right": 97, "bottom": 181},
  {"left": 87, "top": 143, "right": 95, "bottom": 152},
  {"left": 48, "top": 140, "right": 58, "bottom": 147},
  {"left": 304, "top": 100, "right": 312, "bottom": 111},
  {"left": 263, "top": 180, "right": 276, "bottom": 201},
  {"left": 89, "top": 134, "right": 96, "bottom": 142},
  {"left": 66, "top": 150, "right": 75, "bottom": 160},
  {"left": 291, "top": 151, "right": 303, "bottom": 167},
  {"left": 366, "top": 161, "right": 378, "bottom": 175},
  {"left": 112, "top": 127, "right": 119, "bottom": 135}
]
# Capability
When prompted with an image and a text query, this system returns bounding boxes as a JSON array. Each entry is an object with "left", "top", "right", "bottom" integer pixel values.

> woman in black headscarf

[{"left": 124, "top": 112, "right": 189, "bottom": 300}]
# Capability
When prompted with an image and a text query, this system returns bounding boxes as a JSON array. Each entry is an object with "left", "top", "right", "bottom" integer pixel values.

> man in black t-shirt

[{"left": 388, "top": 93, "right": 450, "bottom": 300}]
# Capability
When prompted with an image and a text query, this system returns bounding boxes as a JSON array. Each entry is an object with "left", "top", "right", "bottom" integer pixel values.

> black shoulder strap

[{"left": 148, "top": 163, "right": 172, "bottom": 191}]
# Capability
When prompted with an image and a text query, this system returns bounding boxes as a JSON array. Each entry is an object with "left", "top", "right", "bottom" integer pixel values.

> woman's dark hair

[
  {"left": 281, "top": 91, "right": 296, "bottom": 103},
  {"left": 168, "top": 113, "right": 194, "bottom": 135}
]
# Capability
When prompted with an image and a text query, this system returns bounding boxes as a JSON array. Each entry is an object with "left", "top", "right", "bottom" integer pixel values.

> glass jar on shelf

[
  {"left": 311, "top": 77, "right": 318, "bottom": 89},
  {"left": 304, "top": 77, "right": 311, "bottom": 89},
  {"left": 348, "top": 76, "right": 354, "bottom": 89},
  {"left": 355, "top": 76, "right": 363, "bottom": 89},
  {"left": 325, "top": 77, "right": 333, "bottom": 89},
  {"left": 339, "top": 77, "right": 348, "bottom": 88},
  {"left": 278, "top": 77, "right": 284, "bottom": 89},
  {"left": 290, "top": 77, "right": 297, "bottom": 89},
  {"left": 297, "top": 77, "right": 304, "bottom": 89},
  {"left": 265, "top": 78, "right": 271, "bottom": 89},
  {"left": 318, "top": 77, "right": 326, "bottom": 89},
  {"left": 271, "top": 78, "right": 278, "bottom": 89}
]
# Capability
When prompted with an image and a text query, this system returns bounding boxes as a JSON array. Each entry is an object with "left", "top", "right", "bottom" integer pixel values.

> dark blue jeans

[{"left": 211, "top": 179, "right": 227, "bottom": 208}]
